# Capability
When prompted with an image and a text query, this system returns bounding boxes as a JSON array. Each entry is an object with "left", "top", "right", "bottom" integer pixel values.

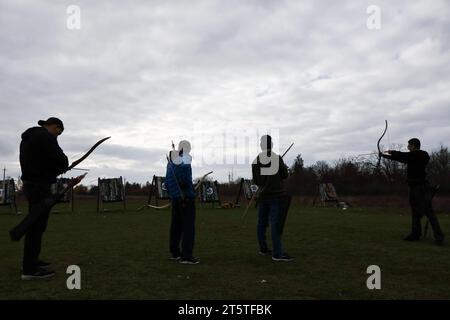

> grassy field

[{"left": 1, "top": 198, "right": 449, "bottom": 300}]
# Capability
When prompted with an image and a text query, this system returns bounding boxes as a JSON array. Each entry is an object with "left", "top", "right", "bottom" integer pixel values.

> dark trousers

[
  {"left": 409, "top": 183, "right": 444, "bottom": 240},
  {"left": 20, "top": 182, "right": 52, "bottom": 274},
  {"left": 169, "top": 198, "right": 196, "bottom": 259},
  {"left": 257, "top": 197, "right": 283, "bottom": 258}
]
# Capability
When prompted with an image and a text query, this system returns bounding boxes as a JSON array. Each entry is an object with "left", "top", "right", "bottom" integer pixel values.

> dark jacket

[
  {"left": 382, "top": 150, "right": 430, "bottom": 186},
  {"left": 20, "top": 127, "right": 69, "bottom": 183},
  {"left": 252, "top": 151, "right": 289, "bottom": 200}
]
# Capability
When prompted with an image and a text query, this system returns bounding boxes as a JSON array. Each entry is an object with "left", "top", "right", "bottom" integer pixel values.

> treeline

[
  {"left": 285, "top": 145, "right": 450, "bottom": 196},
  {"left": 74, "top": 145, "right": 450, "bottom": 197}
]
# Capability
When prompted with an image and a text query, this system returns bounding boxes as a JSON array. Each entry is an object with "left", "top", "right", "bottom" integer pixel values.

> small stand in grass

[
  {"left": 198, "top": 180, "right": 221, "bottom": 209},
  {"left": 234, "top": 178, "right": 258, "bottom": 208},
  {"left": 50, "top": 178, "right": 74, "bottom": 213},
  {"left": 139, "top": 175, "right": 171, "bottom": 210},
  {"left": 97, "top": 176, "right": 126, "bottom": 213},
  {"left": 0, "top": 176, "right": 18, "bottom": 214},
  {"left": 313, "top": 182, "right": 351, "bottom": 209}
]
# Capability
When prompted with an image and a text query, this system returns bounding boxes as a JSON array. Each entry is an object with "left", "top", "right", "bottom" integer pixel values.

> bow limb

[
  {"left": 138, "top": 203, "right": 171, "bottom": 211},
  {"left": 377, "top": 120, "right": 388, "bottom": 169},
  {"left": 242, "top": 193, "right": 256, "bottom": 222},
  {"left": 282, "top": 143, "right": 294, "bottom": 158},
  {"left": 194, "top": 171, "right": 213, "bottom": 191},
  {"left": 67, "top": 137, "right": 111, "bottom": 171}
]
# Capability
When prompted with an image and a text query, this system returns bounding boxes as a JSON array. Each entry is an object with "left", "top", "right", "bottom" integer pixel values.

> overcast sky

[{"left": 1, "top": 0, "right": 449, "bottom": 184}]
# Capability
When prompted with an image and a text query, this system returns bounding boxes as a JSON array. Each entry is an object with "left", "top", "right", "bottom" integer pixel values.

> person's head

[
  {"left": 408, "top": 138, "right": 421, "bottom": 151},
  {"left": 178, "top": 140, "right": 191, "bottom": 156},
  {"left": 38, "top": 117, "right": 64, "bottom": 137},
  {"left": 260, "top": 135, "right": 273, "bottom": 152}
]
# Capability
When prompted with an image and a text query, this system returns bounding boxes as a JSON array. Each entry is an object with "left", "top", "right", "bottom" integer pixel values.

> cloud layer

[{"left": 1, "top": 0, "right": 449, "bottom": 183}]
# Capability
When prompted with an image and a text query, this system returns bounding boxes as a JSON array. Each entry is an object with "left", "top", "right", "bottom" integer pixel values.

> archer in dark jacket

[
  {"left": 11, "top": 117, "right": 69, "bottom": 280},
  {"left": 252, "top": 135, "right": 293, "bottom": 261},
  {"left": 381, "top": 138, "right": 445, "bottom": 245},
  {"left": 20, "top": 126, "right": 68, "bottom": 183}
]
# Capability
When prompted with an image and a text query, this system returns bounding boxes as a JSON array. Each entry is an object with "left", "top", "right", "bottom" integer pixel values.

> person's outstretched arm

[{"left": 381, "top": 150, "right": 410, "bottom": 164}]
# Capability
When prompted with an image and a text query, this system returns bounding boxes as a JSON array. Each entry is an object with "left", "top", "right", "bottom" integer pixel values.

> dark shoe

[
  {"left": 403, "top": 234, "right": 421, "bottom": 241},
  {"left": 259, "top": 249, "right": 272, "bottom": 256},
  {"left": 169, "top": 255, "right": 181, "bottom": 261},
  {"left": 21, "top": 267, "right": 55, "bottom": 280},
  {"left": 272, "top": 254, "right": 295, "bottom": 262},
  {"left": 179, "top": 257, "right": 200, "bottom": 265}
]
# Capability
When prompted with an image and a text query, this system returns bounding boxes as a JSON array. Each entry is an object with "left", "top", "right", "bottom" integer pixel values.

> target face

[
  {"left": 251, "top": 184, "right": 258, "bottom": 192},
  {"left": 206, "top": 187, "right": 214, "bottom": 196},
  {"left": 155, "top": 176, "right": 170, "bottom": 199}
]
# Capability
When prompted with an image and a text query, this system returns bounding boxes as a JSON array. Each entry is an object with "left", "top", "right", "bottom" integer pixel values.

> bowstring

[{"left": 69, "top": 145, "right": 91, "bottom": 163}]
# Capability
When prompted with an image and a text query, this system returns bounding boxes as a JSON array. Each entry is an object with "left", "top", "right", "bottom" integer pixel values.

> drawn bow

[{"left": 376, "top": 120, "right": 388, "bottom": 172}]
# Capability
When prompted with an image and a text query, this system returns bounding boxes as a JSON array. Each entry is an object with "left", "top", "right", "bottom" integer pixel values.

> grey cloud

[{"left": 1, "top": 0, "right": 449, "bottom": 183}]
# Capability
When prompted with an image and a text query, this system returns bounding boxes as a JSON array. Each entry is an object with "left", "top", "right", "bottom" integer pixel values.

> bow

[
  {"left": 376, "top": 120, "right": 388, "bottom": 172},
  {"left": 9, "top": 173, "right": 87, "bottom": 241},
  {"left": 67, "top": 137, "right": 111, "bottom": 171}
]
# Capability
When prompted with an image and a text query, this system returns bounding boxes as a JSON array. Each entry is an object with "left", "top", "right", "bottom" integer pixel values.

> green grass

[{"left": 1, "top": 199, "right": 449, "bottom": 300}]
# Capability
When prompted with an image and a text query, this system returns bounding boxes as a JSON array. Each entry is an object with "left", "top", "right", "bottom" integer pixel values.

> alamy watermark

[
  {"left": 366, "top": 265, "right": 381, "bottom": 290},
  {"left": 366, "top": 5, "right": 381, "bottom": 30},
  {"left": 66, "top": 5, "right": 81, "bottom": 30},
  {"left": 171, "top": 125, "right": 282, "bottom": 175},
  {"left": 66, "top": 265, "right": 81, "bottom": 290}
]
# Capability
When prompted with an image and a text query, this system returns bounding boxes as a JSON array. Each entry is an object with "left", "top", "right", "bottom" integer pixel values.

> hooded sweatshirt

[{"left": 20, "top": 127, "right": 69, "bottom": 183}]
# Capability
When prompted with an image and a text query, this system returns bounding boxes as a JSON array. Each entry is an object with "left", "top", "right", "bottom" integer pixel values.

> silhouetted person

[
  {"left": 252, "top": 135, "right": 293, "bottom": 261},
  {"left": 11, "top": 117, "right": 69, "bottom": 280},
  {"left": 166, "top": 140, "right": 199, "bottom": 264},
  {"left": 381, "top": 138, "right": 445, "bottom": 245}
]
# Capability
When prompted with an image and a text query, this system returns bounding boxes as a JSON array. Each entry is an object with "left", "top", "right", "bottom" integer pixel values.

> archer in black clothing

[
  {"left": 252, "top": 135, "right": 293, "bottom": 261},
  {"left": 10, "top": 117, "right": 69, "bottom": 280},
  {"left": 381, "top": 138, "right": 445, "bottom": 245}
]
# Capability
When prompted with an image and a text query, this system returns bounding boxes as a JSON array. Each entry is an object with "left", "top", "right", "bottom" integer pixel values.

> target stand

[
  {"left": 0, "top": 178, "right": 18, "bottom": 214},
  {"left": 198, "top": 180, "right": 221, "bottom": 209},
  {"left": 234, "top": 178, "right": 258, "bottom": 208},
  {"left": 145, "top": 175, "right": 171, "bottom": 208},
  {"left": 50, "top": 178, "right": 74, "bottom": 213},
  {"left": 97, "top": 176, "right": 126, "bottom": 212}
]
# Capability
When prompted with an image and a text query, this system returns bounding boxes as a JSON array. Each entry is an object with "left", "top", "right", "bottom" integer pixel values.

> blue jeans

[{"left": 257, "top": 198, "right": 283, "bottom": 258}]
